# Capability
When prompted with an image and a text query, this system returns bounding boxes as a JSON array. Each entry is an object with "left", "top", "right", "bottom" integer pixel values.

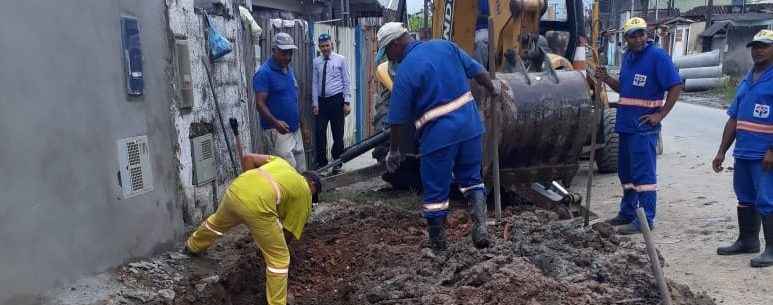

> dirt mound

[{"left": 101, "top": 199, "right": 714, "bottom": 305}]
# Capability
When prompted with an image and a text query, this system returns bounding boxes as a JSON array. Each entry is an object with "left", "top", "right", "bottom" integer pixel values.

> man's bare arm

[
  {"left": 242, "top": 153, "right": 272, "bottom": 172},
  {"left": 256, "top": 92, "right": 290, "bottom": 134}
]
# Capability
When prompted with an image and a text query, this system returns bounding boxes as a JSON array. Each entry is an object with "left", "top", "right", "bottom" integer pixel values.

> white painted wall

[{"left": 167, "top": 0, "right": 252, "bottom": 224}]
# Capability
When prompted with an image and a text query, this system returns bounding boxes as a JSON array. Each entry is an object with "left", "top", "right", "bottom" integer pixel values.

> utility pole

[
  {"left": 631, "top": 0, "right": 636, "bottom": 17},
  {"left": 423, "top": 0, "right": 429, "bottom": 35},
  {"left": 655, "top": 0, "right": 659, "bottom": 22},
  {"left": 707, "top": 0, "right": 714, "bottom": 27}
]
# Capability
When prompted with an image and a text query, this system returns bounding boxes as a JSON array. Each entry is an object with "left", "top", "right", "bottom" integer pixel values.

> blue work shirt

[
  {"left": 387, "top": 40, "right": 486, "bottom": 155},
  {"left": 252, "top": 58, "right": 300, "bottom": 132},
  {"left": 728, "top": 65, "right": 773, "bottom": 160},
  {"left": 617, "top": 42, "right": 681, "bottom": 134}
]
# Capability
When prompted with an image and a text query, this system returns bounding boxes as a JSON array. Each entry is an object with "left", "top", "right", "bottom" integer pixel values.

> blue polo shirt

[
  {"left": 617, "top": 42, "right": 681, "bottom": 134},
  {"left": 252, "top": 58, "right": 300, "bottom": 132},
  {"left": 728, "top": 65, "right": 773, "bottom": 160},
  {"left": 387, "top": 40, "right": 486, "bottom": 155}
]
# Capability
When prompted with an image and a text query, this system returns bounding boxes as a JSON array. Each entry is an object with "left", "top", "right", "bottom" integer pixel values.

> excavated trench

[{"left": 110, "top": 192, "right": 716, "bottom": 305}]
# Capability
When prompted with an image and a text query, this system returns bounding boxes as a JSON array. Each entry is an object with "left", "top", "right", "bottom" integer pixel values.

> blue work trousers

[
  {"left": 420, "top": 136, "right": 484, "bottom": 219},
  {"left": 734, "top": 158, "right": 773, "bottom": 216},
  {"left": 617, "top": 132, "right": 658, "bottom": 228}
]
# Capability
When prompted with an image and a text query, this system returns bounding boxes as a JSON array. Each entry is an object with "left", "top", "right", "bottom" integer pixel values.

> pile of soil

[{"left": 100, "top": 197, "right": 715, "bottom": 305}]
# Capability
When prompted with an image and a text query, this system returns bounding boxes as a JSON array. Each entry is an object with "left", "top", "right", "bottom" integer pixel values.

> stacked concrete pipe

[{"left": 674, "top": 49, "right": 725, "bottom": 92}]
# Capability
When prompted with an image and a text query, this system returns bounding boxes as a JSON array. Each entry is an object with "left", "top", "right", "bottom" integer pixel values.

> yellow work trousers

[{"left": 186, "top": 190, "right": 290, "bottom": 305}]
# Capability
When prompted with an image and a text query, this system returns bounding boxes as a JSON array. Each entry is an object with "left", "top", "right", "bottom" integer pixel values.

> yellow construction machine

[
  {"left": 366, "top": 0, "right": 616, "bottom": 195},
  {"left": 319, "top": 1, "right": 613, "bottom": 217}
]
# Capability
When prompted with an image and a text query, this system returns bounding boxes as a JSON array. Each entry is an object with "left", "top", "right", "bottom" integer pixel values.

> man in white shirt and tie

[{"left": 312, "top": 33, "right": 352, "bottom": 173}]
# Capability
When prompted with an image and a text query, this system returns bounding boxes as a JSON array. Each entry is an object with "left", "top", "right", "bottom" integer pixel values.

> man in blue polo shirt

[
  {"left": 253, "top": 32, "right": 306, "bottom": 170},
  {"left": 376, "top": 22, "right": 498, "bottom": 252},
  {"left": 595, "top": 17, "right": 682, "bottom": 235},
  {"left": 712, "top": 29, "right": 773, "bottom": 268}
]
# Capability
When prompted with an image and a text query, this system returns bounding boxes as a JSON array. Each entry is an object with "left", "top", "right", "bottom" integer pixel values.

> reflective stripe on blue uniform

[
  {"left": 728, "top": 66, "right": 773, "bottom": 215},
  {"left": 387, "top": 40, "right": 486, "bottom": 219},
  {"left": 616, "top": 42, "right": 681, "bottom": 227}
]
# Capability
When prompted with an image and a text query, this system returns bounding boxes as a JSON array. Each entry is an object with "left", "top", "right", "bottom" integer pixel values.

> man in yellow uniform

[{"left": 184, "top": 154, "right": 321, "bottom": 305}]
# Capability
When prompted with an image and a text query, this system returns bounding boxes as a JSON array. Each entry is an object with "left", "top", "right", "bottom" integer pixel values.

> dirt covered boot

[
  {"left": 717, "top": 206, "right": 760, "bottom": 255},
  {"left": 751, "top": 214, "right": 773, "bottom": 268},
  {"left": 426, "top": 216, "right": 448, "bottom": 252},
  {"left": 467, "top": 190, "right": 490, "bottom": 248}
]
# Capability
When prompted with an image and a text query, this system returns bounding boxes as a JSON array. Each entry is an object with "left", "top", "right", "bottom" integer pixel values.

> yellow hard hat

[
  {"left": 747, "top": 29, "right": 773, "bottom": 47},
  {"left": 623, "top": 17, "right": 647, "bottom": 37}
]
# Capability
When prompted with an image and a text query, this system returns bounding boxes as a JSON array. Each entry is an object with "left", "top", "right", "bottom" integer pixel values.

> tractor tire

[
  {"left": 595, "top": 108, "right": 620, "bottom": 174},
  {"left": 372, "top": 86, "right": 422, "bottom": 191}
]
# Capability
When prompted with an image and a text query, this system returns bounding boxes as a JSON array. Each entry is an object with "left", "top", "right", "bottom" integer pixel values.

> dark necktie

[{"left": 321, "top": 57, "right": 329, "bottom": 98}]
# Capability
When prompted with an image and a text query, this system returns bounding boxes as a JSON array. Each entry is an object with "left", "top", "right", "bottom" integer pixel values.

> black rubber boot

[
  {"left": 427, "top": 217, "right": 447, "bottom": 252},
  {"left": 466, "top": 190, "right": 490, "bottom": 249},
  {"left": 605, "top": 215, "right": 633, "bottom": 226},
  {"left": 751, "top": 215, "right": 773, "bottom": 268},
  {"left": 717, "top": 207, "right": 760, "bottom": 255}
]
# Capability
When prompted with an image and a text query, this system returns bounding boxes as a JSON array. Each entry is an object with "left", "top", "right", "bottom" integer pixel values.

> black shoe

[
  {"left": 466, "top": 190, "right": 490, "bottom": 248},
  {"left": 751, "top": 215, "right": 773, "bottom": 268},
  {"left": 605, "top": 215, "right": 632, "bottom": 226},
  {"left": 718, "top": 207, "right": 760, "bottom": 255},
  {"left": 616, "top": 222, "right": 654, "bottom": 235},
  {"left": 427, "top": 217, "right": 448, "bottom": 252}
]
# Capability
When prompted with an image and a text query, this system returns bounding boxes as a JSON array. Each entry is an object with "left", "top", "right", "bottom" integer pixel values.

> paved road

[{"left": 574, "top": 102, "right": 773, "bottom": 305}]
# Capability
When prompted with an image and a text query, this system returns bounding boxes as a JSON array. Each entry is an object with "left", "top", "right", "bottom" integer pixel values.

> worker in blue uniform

[
  {"left": 375, "top": 22, "right": 498, "bottom": 251},
  {"left": 595, "top": 17, "right": 683, "bottom": 235},
  {"left": 713, "top": 29, "right": 773, "bottom": 268}
]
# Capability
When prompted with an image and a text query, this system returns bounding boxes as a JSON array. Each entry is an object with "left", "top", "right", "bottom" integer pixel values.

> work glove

[{"left": 386, "top": 150, "right": 404, "bottom": 173}]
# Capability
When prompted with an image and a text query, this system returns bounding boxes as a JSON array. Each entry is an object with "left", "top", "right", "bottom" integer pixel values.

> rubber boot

[
  {"left": 467, "top": 191, "right": 490, "bottom": 248},
  {"left": 605, "top": 215, "right": 632, "bottom": 226},
  {"left": 717, "top": 207, "right": 760, "bottom": 255},
  {"left": 426, "top": 217, "right": 447, "bottom": 252},
  {"left": 750, "top": 215, "right": 773, "bottom": 268}
]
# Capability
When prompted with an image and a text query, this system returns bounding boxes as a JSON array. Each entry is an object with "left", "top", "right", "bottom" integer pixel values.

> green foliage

[{"left": 407, "top": 12, "right": 430, "bottom": 32}]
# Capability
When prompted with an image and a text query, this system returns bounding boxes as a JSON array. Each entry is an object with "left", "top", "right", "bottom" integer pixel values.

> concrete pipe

[
  {"left": 679, "top": 65, "right": 723, "bottom": 80},
  {"left": 684, "top": 77, "right": 723, "bottom": 92},
  {"left": 674, "top": 49, "right": 721, "bottom": 69}
]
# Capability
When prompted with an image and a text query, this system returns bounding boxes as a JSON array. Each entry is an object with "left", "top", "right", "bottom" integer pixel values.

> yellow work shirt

[{"left": 228, "top": 156, "right": 312, "bottom": 240}]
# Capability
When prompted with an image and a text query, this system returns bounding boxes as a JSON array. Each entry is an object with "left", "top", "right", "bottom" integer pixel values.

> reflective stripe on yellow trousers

[{"left": 186, "top": 189, "right": 290, "bottom": 305}]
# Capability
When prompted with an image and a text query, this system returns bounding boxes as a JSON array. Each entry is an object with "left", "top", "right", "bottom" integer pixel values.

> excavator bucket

[{"left": 479, "top": 69, "right": 593, "bottom": 188}]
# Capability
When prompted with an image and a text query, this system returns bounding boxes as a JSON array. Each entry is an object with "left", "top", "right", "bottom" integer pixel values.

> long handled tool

[
  {"left": 201, "top": 57, "right": 239, "bottom": 176},
  {"left": 582, "top": 0, "right": 605, "bottom": 227},
  {"left": 636, "top": 207, "right": 674, "bottom": 305},
  {"left": 229, "top": 118, "right": 244, "bottom": 167},
  {"left": 583, "top": 103, "right": 598, "bottom": 227},
  {"left": 488, "top": 17, "right": 503, "bottom": 223}
]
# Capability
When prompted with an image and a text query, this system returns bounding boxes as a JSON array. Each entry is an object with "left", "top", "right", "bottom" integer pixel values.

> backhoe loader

[{"left": 368, "top": 0, "right": 618, "bottom": 194}]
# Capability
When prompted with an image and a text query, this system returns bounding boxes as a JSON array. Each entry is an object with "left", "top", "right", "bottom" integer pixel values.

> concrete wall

[
  {"left": 166, "top": 0, "right": 253, "bottom": 225},
  {"left": 0, "top": 0, "right": 180, "bottom": 303},
  {"left": 722, "top": 26, "right": 766, "bottom": 77}
]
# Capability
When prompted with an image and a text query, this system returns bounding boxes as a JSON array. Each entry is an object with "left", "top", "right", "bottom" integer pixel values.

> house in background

[{"left": 681, "top": 3, "right": 773, "bottom": 76}]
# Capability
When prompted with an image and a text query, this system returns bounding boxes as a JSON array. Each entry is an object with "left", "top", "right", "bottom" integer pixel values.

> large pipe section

[{"left": 674, "top": 49, "right": 721, "bottom": 69}]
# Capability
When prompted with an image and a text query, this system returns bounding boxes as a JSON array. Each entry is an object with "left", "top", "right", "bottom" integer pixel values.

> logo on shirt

[
  {"left": 754, "top": 104, "right": 770, "bottom": 119},
  {"left": 633, "top": 74, "right": 647, "bottom": 87}
]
